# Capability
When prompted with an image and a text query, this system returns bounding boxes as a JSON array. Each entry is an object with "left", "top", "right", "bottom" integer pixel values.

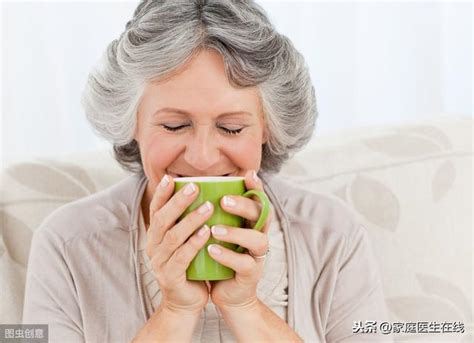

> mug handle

[{"left": 234, "top": 190, "right": 270, "bottom": 254}]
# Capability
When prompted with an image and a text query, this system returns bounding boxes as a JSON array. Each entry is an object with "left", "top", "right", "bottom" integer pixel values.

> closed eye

[
  {"left": 161, "top": 124, "right": 243, "bottom": 135},
  {"left": 219, "top": 127, "right": 243, "bottom": 135},
  {"left": 161, "top": 124, "right": 190, "bottom": 132}
]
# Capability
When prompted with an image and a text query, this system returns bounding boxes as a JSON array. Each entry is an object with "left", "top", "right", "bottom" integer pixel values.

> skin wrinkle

[
  {"left": 83, "top": 2, "right": 317, "bottom": 174},
  {"left": 134, "top": 49, "right": 268, "bottom": 227},
  {"left": 152, "top": 107, "right": 255, "bottom": 120}
]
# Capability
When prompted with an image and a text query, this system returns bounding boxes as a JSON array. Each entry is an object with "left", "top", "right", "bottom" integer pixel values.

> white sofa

[{"left": 1, "top": 117, "right": 472, "bottom": 342}]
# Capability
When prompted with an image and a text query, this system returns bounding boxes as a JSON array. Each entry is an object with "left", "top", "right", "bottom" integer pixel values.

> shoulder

[
  {"left": 35, "top": 173, "right": 145, "bottom": 244},
  {"left": 262, "top": 172, "right": 363, "bottom": 240}
]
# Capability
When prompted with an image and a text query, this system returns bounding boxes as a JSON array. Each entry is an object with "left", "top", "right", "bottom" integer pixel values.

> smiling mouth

[{"left": 170, "top": 172, "right": 233, "bottom": 178}]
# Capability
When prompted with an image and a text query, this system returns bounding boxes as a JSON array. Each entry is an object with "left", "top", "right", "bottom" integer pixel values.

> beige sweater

[
  {"left": 138, "top": 202, "right": 288, "bottom": 342},
  {"left": 23, "top": 172, "right": 392, "bottom": 342}
]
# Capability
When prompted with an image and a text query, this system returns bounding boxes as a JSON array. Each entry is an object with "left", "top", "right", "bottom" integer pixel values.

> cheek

[
  {"left": 139, "top": 129, "right": 265, "bottom": 177},
  {"left": 140, "top": 134, "right": 180, "bottom": 177},
  {"left": 224, "top": 136, "right": 263, "bottom": 169}
]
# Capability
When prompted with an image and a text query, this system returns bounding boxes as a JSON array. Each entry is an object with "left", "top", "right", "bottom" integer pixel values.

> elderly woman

[{"left": 23, "top": 1, "right": 391, "bottom": 342}]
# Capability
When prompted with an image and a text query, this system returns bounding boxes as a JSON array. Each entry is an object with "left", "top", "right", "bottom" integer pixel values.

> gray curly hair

[{"left": 82, "top": 0, "right": 317, "bottom": 174}]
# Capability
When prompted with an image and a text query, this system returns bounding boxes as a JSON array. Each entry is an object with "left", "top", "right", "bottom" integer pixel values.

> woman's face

[{"left": 135, "top": 49, "right": 267, "bottom": 193}]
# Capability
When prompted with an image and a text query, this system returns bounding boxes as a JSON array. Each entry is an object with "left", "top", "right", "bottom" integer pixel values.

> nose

[{"left": 183, "top": 129, "right": 221, "bottom": 172}]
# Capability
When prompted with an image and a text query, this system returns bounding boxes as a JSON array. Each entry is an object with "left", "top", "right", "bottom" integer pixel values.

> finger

[
  {"left": 154, "top": 201, "right": 214, "bottom": 265},
  {"left": 245, "top": 169, "right": 264, "bottom": 192},
  {"left": 220, "top": 195, "right": 261, "bottom": 222},
  {"left": 146, "top": 181, "right": 199, "bottom": 256},
  {"left": 261, "top": 206, "right": 274, "bottom": 235},
  {"left": 149, "top": 174, "right": 174, "bottom": 218},
  {"left": 152, "top": 224, "right": 211, "bottom": 281},
  {"left": 210, "top": 225, "right": 269, "bottom": 257},
  {"left": 220, "top": 169, "right": 267, "bottom": 223},
  {"left": 207, "top": 244, "right": 257, "bottom": 278}
]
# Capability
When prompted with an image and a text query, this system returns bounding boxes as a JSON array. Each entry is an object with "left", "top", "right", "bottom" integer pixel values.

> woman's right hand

[{"left": 145, "top": 175, "right": 213, "bottom": 315}]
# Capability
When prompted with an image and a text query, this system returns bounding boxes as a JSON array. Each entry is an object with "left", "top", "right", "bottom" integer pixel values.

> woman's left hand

[{"left": 206, "top": 169, "right": 272, "bottom": 310}]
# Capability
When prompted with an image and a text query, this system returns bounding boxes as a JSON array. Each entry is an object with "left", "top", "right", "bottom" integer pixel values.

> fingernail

[
  {"left": 223, "top": 196, "right": 236, "bottom": 207},
  {"left": 208, "top": 244, "right": 222, "bottom": 255},
  {"left": 183, "top": 183, "right": 196, "bottom": 195},
  {"left": 198, "top": 201, "right": 212, "bottom": 214},
  {"left": 198, "top": 225, "right": 209, "bottom": 236},
  {"left": 253, "top": 170, "right": 259, "bottom": 182},
  {"left": 211, "top": 225, "right": 227, "bottom": 236},
  {"left": 159, "top": 175, "right": 169, "bottom": 188}
]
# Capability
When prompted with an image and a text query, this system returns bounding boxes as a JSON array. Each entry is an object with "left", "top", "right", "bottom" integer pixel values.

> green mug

[{"left": 174, "top": 176, "right": 270, "bottom": 281}]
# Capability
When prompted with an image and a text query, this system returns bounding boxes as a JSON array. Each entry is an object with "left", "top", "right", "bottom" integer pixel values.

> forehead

[{"left": 140, "top": 50, "right": 262, "bottom": 117}]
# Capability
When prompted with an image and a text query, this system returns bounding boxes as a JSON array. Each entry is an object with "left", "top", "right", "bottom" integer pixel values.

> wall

[{"left": 1, "top": 1, "right": 471, "bottom": 166}]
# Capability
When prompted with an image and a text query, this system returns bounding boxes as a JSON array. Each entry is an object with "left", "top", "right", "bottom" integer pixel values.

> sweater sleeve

[
  {"left": 22, "top": 227, "right": 84, "bottom": 343},
  {"left": 325, "top": 225, "right": 393, "bottom": 342}
]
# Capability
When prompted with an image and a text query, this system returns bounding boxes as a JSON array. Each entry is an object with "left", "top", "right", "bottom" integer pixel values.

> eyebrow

[{"left": 152, "top": 107, "right": 254, "bottom": 119}]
